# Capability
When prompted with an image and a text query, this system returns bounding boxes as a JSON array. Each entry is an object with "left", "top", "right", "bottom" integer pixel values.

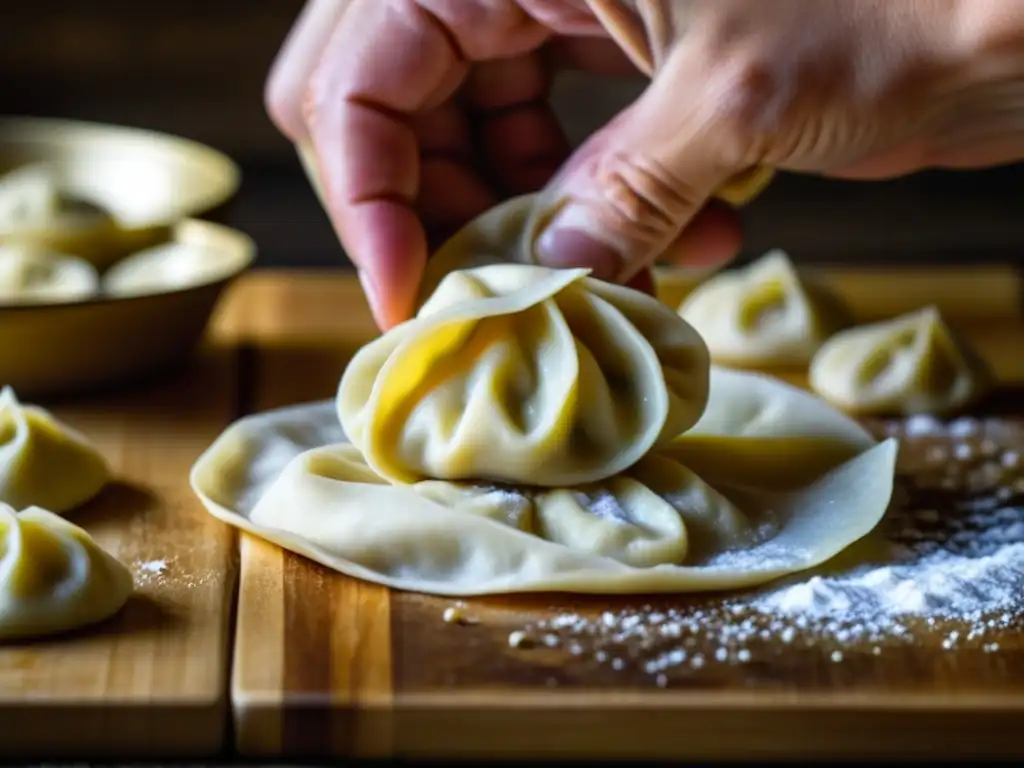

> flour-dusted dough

[
  {"left": 191, "top": 366, "right": 897, "bottom": 597},
  {"left": 338, "top": 263, "right": 710, "bottom": 487},
  {"left": 0, "top": 503, "right": 132, "bottom": 641},
  {"left": 103, "top": 241, "right": 239, "bottom": 297},
  {"left": 808, "top": 306, "right": 992, "bottom": 417},
  {"left": 0, "top": 387, "right": 111, "bottom": 514},
  {"left": 0, "top": 243, "right": 99, "bottom": 304},
  {"left": 679, "top": 250, "right": 851, "bottom": 368}
]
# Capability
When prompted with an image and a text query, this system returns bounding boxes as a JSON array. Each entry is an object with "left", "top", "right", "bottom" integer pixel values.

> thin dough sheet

[{"left": 191, "top": 369, "right": 898, "bottom": 597}]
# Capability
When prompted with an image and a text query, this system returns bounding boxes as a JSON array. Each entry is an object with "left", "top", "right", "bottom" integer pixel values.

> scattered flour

[{"left": 478, "top": 415, "right": 1024, "bottom": 683}]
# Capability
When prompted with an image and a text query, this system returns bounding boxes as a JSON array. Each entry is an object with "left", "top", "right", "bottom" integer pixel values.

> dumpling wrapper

[
  {"left": 808, "top": 305, "right": 992, "bottom": 417},
  {"left": 679, "top": 250, "right": 852, "bottom": 368},
  {"left": 0, "top": 387, "right": 112, "bottom": 514},
  {"left": 191, "top": 367, "right": 897, "bottom": 597},
  {"left": 339, "top": 263, "right": 710, "bottom": 487},
  {"left": 0, "top": 503, "right": 132, "bottom": 641},
  {"left": 103, "top": 241, "right": 241, "bottom": 297},
  {"left": 0, "top": 163, "right": 116, "bottom": 235},
  {"left": 0, "top": 243, "right": 99, "bottom": 304}
]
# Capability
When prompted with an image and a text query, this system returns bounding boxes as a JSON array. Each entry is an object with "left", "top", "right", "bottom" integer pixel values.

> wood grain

[
  {"left": 229, "top": 269, "right": 1024, "bottom": 759},
  {"left": 0, "top": 338, "right": 240, "bottom": 757}
]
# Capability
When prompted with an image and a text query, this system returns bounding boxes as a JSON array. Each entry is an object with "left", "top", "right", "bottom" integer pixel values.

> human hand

[{"left": 267, "top": 0, "right": 1024, "bottom": 330}]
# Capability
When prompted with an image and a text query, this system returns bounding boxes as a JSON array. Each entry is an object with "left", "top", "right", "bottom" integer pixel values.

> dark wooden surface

[{"left": 3, "top": 2, "right": 1024, "bottom": 270}]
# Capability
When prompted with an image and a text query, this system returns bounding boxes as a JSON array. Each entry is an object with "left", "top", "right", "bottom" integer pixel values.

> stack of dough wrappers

[{"left": 191, "top": 194, "right": 899, "bottom": 597}]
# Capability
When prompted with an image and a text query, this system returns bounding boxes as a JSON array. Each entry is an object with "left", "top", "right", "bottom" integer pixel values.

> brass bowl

[
  {"left": 0, "top": 116, "right": 240, "bottom": 270},
  {"left": 0, "top": 218, "right": 255, "bottom": 399}
]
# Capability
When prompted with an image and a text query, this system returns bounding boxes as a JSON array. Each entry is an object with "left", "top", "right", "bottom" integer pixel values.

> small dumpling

[
  {"left": 808, "top": 306, "right": 992, "bottom": 417},
  {"left": 338, "top": 263, "right": 710, "bottom": 487},
  {"left": 678, "top": 249, "right": 852, "bottom": 367},
  {"left": 0, "top": 387, "right": 111, "bottom": 514},
  {"left": 0, "top": 243, "right": 99, "bottom": 304},
  {"left": 0, "top": 163, "right": 59, "bottom": 227},
  {"left": 103, "top": 241, "right": 240, "bottom": 297},
  {"left": 0, "top": 503, "right": 133, "bottom": 641}
]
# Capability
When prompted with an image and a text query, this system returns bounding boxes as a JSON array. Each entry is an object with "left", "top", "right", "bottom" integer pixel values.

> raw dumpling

[
  {"left": 191, "top": 367, "right": 897, "bottom": 597},
  {"left": 808, "top": 306, "right": 992, "bottom": 417},
  {"left": 0, "top": 164, "right": 59, "bottom": 227},
  {"left": 0, "top": 503, "right": 132, "bottom": 641},
  {"left": 0, "top": 387, "right": 111, "bottom": 514},
  {"left": 103, "top": 241, "right": 240, "bottom": 297},
  {"left": 0, "top": 243, "right": 99, "bottom": 304},
  {"left": 337, "top": 263, "right": 710, "bottom": 487},
  {"left": 678, "top": 250, "right": 851, "bottom": 367}
]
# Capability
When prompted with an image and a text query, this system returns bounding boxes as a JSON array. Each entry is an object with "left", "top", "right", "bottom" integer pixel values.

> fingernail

[
  {"left": 357, "top": 269, "right": 386, "bottom": 330},
  {"left": 536, "top": 205, "right": 624, "bottom": 281}
]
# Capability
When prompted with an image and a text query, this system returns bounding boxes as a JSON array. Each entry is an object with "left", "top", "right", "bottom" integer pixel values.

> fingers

[
  {"left": 265, "top": 0, "right": 351, "bottom": 141},
  {"left": 533, "top": 42, "right": 746, "bottom": 284}
]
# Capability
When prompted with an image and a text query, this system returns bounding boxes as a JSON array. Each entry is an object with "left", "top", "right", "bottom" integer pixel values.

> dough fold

[
  {"left": 338, "top": 264, "right": 710, "bottom": 487},
  {"left": 0, "top": 503, "right": 133, "bottom": 641},
  {"left": 0, "top": 387, "right": 111, "bottom": 514}
]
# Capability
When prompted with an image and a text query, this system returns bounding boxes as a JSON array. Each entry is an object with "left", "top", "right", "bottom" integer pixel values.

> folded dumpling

[
  {"left": 338, "top": 263, "right": 710, "bottom": 487},
  {"left": 0, "top": 163, "right": 59, "bottom": 227},
  {"left": 0, "top": 387, "right": 111, "bottom": 514},
  {"left": 678, "top": 250, "right": 851, "bottom": 367},
  {"left": 0, "top": 243, "right": 99, "bottom": 304},
  {"left": 103, "top": 241, "right": 240, "bottom": 297},
  {"left": 808, "top": 306, "right": 992, "bottom": 417},
  {"left": 191, "top": 367, "right": 897, "bottom": 597},
  {"left": 0, "top": 503, "right": 133, "bottom": 640}
]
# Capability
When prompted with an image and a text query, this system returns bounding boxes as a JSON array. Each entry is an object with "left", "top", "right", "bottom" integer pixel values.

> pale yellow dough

[
  {"left": 0, "top": 503, "right": 132, "bottom": 641},
  {"left": 0, "top": 163, "right": 116, "bottom": 239},
  {"left": 0, "top": 243, "right": 99, "bottom": 304},
  {"left": 808, "top": 306, "right": 992, "bottom": 417},
  {"left": 191, "top": 196, "right": 896, "bottom": 598},
  {"left": 0, "top": 387, "right": 112, "bottom": 514},
  {"left": 103, "top": 241, "right": 240, "bottom": 297},
  {"left": 339, "top": 263, "right": 710, "bottom": 487},
  {"left": 678, "top": 250, "right": 852, "bottom": 368}
]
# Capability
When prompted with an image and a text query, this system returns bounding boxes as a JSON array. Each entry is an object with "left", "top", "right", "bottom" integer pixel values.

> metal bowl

[
  {"left": 0, "top": 116, "right": 240, "bottom": 271},
  {"left": 0, "top": 218, "right": 254, "bottom": 399}
]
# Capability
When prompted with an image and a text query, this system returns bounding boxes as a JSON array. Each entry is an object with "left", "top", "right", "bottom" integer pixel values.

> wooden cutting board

[
  {"left": 228, "top": 266, "right": 1024, "bottom": 760},
  {"left": 0, "top": 300, "right": 243, "bottom": 758}
]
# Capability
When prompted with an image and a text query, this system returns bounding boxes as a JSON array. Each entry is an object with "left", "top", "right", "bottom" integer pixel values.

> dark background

[{"left": 3, "top": 0, "right": 1023, "bottom": 270}]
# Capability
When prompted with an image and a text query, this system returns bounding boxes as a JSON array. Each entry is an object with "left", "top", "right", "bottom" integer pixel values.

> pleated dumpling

[
  {"left": 338, "top": 263, "right": 710, "bottom": 487},
  {"left": 0, "top": 243, "right": 99, "bottom": 304},
  {"left": 808, "top": 306, "right": 992, "bottom": 417},
  {"left": 678, "top": 250, "right": 851, "bottom": 367},
  {"left": 103, "top": 241, "right": 240, "bottom": 297},
  {"left": 0, "top": 387, "right": 111, "bottom": 514},
  {"left": 0, "top": 503, "right": 133, "bottom": 640}
]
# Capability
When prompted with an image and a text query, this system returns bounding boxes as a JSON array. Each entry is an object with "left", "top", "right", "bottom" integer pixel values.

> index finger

[{"left": 304, "top": 0, "right": 546, "bottom": 330}]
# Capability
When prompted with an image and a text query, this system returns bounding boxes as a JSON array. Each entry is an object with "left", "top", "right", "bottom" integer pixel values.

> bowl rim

[
  {"left": 0, "top": 114, "right": 242, "bottom": 231},
  {"left": 0, "top": 217, "right": 257, "bottom": 314}
]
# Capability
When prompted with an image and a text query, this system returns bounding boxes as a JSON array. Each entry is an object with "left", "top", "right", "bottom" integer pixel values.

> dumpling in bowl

[
  {"left": 0, "top": 387, "right": 111, "bottom": 514},
  {"left": 102, "top": 241, "right": 241, "bottom": 297},
  {"left": 0, "top": 503, "right": 133, "bottom": 641},
  {"left": 678, "top": 250, "right": 852, "bottom": 368},
  {"left": 808, "top": 306, "right": 992, "bottom": 417},
  {"left": 0, "top": 243, "right": 99, "bottom": 304},
  {"left": 338, "top": 263, "right": 711, "bottom": 487},
  {"left": 0, "top": 163, "right": 118, "bottom": 258}
]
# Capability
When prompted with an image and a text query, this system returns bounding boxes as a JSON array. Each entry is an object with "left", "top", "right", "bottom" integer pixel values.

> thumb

[{"left": 535, "top": 61, "right": 768, "bottom": 283}]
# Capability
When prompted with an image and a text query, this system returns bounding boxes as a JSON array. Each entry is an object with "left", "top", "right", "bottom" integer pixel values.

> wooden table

[{"left": 1, "top": 265, "right": 1023, "bottom": 760}]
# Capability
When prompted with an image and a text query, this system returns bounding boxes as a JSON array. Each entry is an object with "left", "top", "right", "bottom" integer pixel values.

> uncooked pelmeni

[
  {"left": 808, "top": 306, "right": 992, "bottom": 417},
  {"left": 338, "top": 263, "right": 710, "bottom": 487},
  {"left": 103, "top": 241, "right": 239, "bottom": 297},
  {"left": 0, "top": 243, "right": 99, "bottom": 304},
  {"left": 0, "top": 163, "right": 116, "bottom": 238},
  {"left": 0, "top": 503, "right": 132, "bottom": 641},
  {"left": 678, "top": 250, "right": 852, "bottom": 368},
  {"left": 0, "top": 387, "right": 111, "bottom": 514},
  {"left": 191, "top": 369, "right": 897, "bottom": 597}
]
